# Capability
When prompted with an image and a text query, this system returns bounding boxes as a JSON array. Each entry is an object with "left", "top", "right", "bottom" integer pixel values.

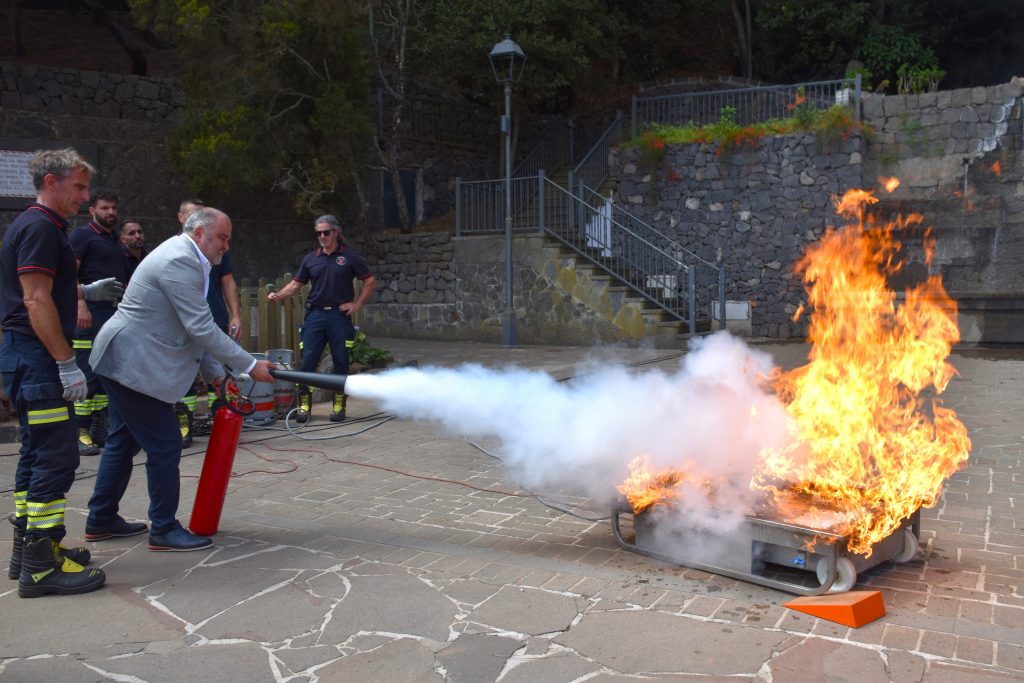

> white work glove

[
  {"left": 82, "top": 277, "right": 124, "bottom": 302},
  {"left": 56, "top": 358, "right": 88, "bottom": 402}
]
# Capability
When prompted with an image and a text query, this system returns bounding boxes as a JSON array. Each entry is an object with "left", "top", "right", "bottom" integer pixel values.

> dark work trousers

[
  {"left": 73, "top": 300, "right": 115, "bottom": 431},
  {"left": 300, "top": 308, "right": 354, "bottom": 376},
  {"left": 0, "top": 331, "right": 79, "bottom": 541},
  {"left": 86, "top": 376, "right": 183, "bottom": 536}
]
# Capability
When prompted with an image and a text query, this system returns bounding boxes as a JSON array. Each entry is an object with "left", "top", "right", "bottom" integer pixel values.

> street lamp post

[{"left": 489, "top": 34, "right": 526, "bottom": 348}]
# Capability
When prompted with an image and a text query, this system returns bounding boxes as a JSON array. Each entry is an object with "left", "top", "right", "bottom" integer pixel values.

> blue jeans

[
  {"left": 300, "top": 308, "right": 354, "bottom": 376},
  {"left": 0, "top": 331, "right": 78, "bottom": 540},
  {"left": 86, "top": 376, "right": 183, "bottom": 535}
]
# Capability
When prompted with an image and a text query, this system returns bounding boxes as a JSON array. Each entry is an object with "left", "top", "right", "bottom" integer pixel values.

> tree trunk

[
  {"left": 80, "top": 0, "right": 148, "bottom": 76},
  {"left": 11, "top": 0, "right": 24, "bottom": 56},
  {"left": 730, "top": 0, "right": 753, "bottom": 79}
]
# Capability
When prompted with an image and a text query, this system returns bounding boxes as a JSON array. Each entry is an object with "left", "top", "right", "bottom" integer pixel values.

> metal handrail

[
  {"left": 455, "top": 173, "right": 726, "bottom": 333},
  {"left": 576, "top": 184, "right": 718, "bottom": 270},
  {"left": 539, "top": 177, "right": 725, "bottom": 333},
  {"left": 570, "top": 112, "right": 623, "bottom": 194},
  {"left": 512, "top": 119, "right": 572, "bottom": 179},
  {"left": 631, "top": 75, "right": 862, "bottom": 136}
]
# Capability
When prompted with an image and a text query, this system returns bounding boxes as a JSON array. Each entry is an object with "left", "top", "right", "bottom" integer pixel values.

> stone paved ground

[{"left": 1, "top": 337, "right": 1022, "bottom": 682}]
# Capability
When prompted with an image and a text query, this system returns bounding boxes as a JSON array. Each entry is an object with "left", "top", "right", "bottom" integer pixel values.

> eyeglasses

[{"left": 315, "top": 230, "right": 333, "bottom": 236}]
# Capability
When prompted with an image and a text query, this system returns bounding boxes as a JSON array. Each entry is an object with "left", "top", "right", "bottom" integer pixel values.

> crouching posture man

[
  {"left": 85, "top": 207, "right": 275, "bottom": 551},
  {"left": 1, "top": 148, "right": 122, "bottom": 597}
]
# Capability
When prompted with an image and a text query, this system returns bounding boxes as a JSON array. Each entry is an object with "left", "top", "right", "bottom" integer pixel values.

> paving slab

[{"left": 0, "top": 338, "right": 1022, "bottom": 681}]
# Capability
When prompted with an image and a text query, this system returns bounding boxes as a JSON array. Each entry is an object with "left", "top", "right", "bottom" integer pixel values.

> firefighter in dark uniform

[
  {"left": 119, "top": 218, "right": 147, "bottom": 280},
  {"left": 69, "top": 189, "right": 129, "bottom": 456},
  {"left": 0, "top": 148, "right": 121, "bottom": 597},
  {"left": 267, "top": 215, "right": 376, "bottom": 422}
]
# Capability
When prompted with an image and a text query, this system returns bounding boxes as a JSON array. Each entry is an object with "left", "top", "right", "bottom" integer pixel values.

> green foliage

[
  {"left": 845, "top": 66, "right": 873, "bottom": 91},
  {"left": 348, "top": 331, "right": 393, "bottom": 371},
  {"left": 754, "top": 0, "right": 872, "bottom": 82},
  {"left": 718, "top": 106, "right": 737, "bottom": 125},
  {"left": 860, "top": 23, "right": 936, "bottom": 91},
  {"left": 896, "top": 64, "right": 946, "bottom": 95},
  {"left": 626, "top": 105, "right": 868, "bottom": 158},
  {"left": 133, "top": 0, "right": 375, "bottom": 217}
]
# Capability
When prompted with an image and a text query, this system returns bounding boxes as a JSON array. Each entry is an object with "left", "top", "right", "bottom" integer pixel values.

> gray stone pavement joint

[{"left": 0, "top": 339, "right": 1023, "bottom": 681}]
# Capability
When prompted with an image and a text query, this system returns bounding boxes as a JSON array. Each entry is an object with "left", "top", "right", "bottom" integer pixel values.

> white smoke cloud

[{"left": 346, "top": 332, "right": 795, "bottom": 532}]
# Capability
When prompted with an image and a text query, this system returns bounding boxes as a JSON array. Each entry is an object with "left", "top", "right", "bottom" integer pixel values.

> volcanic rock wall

[
  {"left": 609, "top": 134, "right": 867, "bottom": 338},
  {"left": 609, "top": 79, "right": 1024, "bottom": 341}
]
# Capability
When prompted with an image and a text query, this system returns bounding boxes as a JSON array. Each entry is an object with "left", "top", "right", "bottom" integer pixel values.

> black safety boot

[
  {"left": 89, "top": 408, "right": 109, "bottom": 447},
  {"left": 8, "top": 514, "right": 91, "bottom": 579},
  {"left": 175, "top": 402, "right": 194, "bottom": 448},
  {"left": 18, "top": 537, "right": 105, "bottom": 598},
  {"left": 78, "top": 428, "right": 100, "bottom": 457},
  {"left": 330, "top": 393, "right": 347, "bottom": 422}
]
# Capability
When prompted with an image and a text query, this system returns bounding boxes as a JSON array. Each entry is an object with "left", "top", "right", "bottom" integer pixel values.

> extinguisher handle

[{"left": 219, "top": 372, "right": 257, "bottom": 417}]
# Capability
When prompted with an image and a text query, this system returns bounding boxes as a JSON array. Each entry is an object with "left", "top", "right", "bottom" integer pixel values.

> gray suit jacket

[{"left": 91, "top": 234, "right": 254, "bottom": 403}]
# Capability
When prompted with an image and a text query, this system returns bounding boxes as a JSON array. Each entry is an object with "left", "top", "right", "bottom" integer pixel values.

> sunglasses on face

[{"left": 315, "top": 230, "right": 333, "bottom": 236}]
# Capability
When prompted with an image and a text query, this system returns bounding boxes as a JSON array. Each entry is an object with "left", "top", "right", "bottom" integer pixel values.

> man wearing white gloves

[{"left": 0, "top": 148, "right": 120, "bottom": 598}]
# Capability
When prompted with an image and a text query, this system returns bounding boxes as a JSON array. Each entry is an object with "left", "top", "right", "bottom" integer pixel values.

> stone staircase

[{"left": 537, "top": 238, "right": 699, "bottom": 348}]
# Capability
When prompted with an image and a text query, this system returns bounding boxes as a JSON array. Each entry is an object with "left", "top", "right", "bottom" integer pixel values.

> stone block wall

[
  {"left": 862, "top": 79, "right": 1024, "bottom": 193},
  {"left": 358, "top": 233, "right": 653, "bottom": 345},
  {"left": 609, "top": 134, "right": 866, "bottom": 338},
  {"left": 0, "top": 62, "right": 183, "bottom": 122}
]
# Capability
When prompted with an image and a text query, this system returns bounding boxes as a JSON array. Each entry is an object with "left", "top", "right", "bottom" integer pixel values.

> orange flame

[
  {"left": 760, "top": 186, "right": 970, "bottom": 555},
  {"left": 991, "top": 160, "right": 1002, "bottom": 176},
  {"left": 881, "top": 176, "right": 900, "bottom": 193},
  {"left": 618, "top": 182, "right": 970, "bottom": 557}
]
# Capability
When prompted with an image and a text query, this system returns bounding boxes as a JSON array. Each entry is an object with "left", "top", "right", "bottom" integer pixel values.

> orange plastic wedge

[{"left": 783, "top": 590, "right": 885, "bottom": 628}]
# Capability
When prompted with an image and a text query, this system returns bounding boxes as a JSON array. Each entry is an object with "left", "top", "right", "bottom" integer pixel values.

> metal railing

[
  {"left": 456, "top": 173, "right": 725, "bottom": 333},
  {"left": 631, "top": 75, "right": 862, "bottom": 136},
  {"left": 512, "top": 119, "right": 573, "bottom": 179},
  {"left": 455, "top": 174, "right": 546, "bottom": 235},
  {"left": 559, "top": 181, "right": 725, "bottom": 332},
  {"left": 568, "top": 112, "right": 623, "bottom": 195}
]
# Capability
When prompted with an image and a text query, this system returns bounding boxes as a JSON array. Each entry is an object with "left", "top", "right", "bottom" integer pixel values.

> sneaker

[
  {"left": 78, "top": 428, "right": 99, "bottom": 456},
  {"left": 18, "top": 537, "right": 105, "bottom": 598},
  {"left": 296, "top": 388, "right": 311, "bottom": 424},
  {"left": 84, "top": 516, "right": 149, "bottom": 541},
  {"left": 148, "top": 526, "right": 213, "bottom": 552},
  {"left": 329, "top": 393, "right": 347, "bottom": 422}
]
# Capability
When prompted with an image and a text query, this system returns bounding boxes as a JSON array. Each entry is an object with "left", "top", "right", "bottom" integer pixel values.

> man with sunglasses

[{"left": 267, "top": 215, "right": 375, "bottom": 422}]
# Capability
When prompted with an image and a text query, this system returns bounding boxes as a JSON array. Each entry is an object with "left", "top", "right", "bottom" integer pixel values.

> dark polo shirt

[
  {"left": 294, "top": 245, "right": 372, "bottom": 308},
  {"left": 69, "top": 220, "right": 130, "bottom": 286},
  {"left": 0, "top": 203, "right": 79, "bottom": 339}
]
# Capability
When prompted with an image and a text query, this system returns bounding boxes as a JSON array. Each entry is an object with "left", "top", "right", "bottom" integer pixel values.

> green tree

[{"left": 130, "top": 0, "right": 377, "bottom": 232}]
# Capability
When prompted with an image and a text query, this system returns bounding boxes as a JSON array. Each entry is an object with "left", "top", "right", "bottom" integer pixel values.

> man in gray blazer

[{"left": 85, "top": 208, "right": 275, "bottom": 551}]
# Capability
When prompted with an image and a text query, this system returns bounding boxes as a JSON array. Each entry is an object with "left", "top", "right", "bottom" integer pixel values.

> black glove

[{"left": 82, "top": 277, "right": 124, "bottom": 302}]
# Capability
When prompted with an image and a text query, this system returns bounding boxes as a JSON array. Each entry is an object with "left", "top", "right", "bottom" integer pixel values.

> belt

[{"left": 307, "top": 305, "right": 337, "bottom": 311}]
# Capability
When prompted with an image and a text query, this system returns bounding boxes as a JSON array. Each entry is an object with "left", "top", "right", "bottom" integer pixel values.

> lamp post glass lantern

[{"left": 489, "top": 33, "right": 526, "bottom": 348}]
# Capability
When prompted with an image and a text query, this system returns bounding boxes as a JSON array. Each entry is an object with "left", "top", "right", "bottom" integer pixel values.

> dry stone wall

[
  {"left": 0, "top": 63, "right": 183, "bottom": 121},
  {"left": 610, "top": 134, "right": 866, "bottom": 338}
]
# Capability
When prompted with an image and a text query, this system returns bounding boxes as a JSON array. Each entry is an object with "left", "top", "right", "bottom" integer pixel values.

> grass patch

[{"left": 627, "top": 105, "right": 870, "bottom": 159}]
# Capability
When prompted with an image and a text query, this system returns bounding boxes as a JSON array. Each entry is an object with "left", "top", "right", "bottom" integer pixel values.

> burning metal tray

[{"left": 611, "top": 499, "right": 920, "bottom": 595}]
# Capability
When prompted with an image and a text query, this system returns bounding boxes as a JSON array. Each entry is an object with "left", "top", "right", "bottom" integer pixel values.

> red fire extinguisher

[{"left": 188, "top": 375, "right": 249, "bottom": 536}]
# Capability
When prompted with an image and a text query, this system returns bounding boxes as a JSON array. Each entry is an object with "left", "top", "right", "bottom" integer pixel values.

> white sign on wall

[{"left": 0, "top": 150, "right": 36, "bottom": 198}]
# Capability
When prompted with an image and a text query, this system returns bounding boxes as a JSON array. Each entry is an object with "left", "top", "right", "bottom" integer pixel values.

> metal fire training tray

[{"left": 611, "top": 500, "right": 921, "bottom": 595}]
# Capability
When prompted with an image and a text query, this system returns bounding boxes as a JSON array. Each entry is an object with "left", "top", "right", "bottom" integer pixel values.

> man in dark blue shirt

[
  {"left": 267, "top": 215, "right": 375, "bottom": 422},
  {"left": 119, "top": 219, "right": 147, "bottom": 280},
  {"left": 0, "top": 148, "right": 118, "bottom": 598},
  {"left": 69, "top": 189, "right": 129, "bottom": 456}
]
